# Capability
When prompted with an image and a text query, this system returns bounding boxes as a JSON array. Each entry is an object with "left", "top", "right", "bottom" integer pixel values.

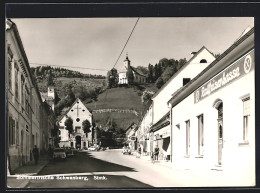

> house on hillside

[
  {"left": 40, "top": 86, "right": 55, "bottom": 111},
  {"left": 58, "top": 98, "right": 93, "bottom": 149},
  {"left": 118, "top": 54, "right": 147, "bottom": 85}
]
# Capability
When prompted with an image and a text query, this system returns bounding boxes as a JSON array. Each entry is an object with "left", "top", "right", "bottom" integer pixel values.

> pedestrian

[
  {"left": 32, "top": 145, "right": 39, "bottom": 165},
  {"left": 48, "top": 144, "right": 54, "bottom": 158},
  {"left": 136, "top": 145, "right": 141, "bottom": 158},
  {"left": 154, "top": 145, "right": 159, "bottom": 161}
]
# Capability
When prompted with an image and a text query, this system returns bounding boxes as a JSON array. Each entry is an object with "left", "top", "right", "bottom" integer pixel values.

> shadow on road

[{"left": 39, "top": 151, "right": 136, "bottom": 175}]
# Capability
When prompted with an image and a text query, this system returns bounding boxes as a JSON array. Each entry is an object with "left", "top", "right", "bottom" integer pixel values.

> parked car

[
  {"left": 53, "top": 148, "right": 67, "bottom": 160},
  {"left": 88, "top": 146, "right": 97, "bottom": 151},
  {"left": 65, "top": 147, "right": 74, "bottom": 157},
  {"left": 122, "top": 146, "right": 131, "bottom": 155}
]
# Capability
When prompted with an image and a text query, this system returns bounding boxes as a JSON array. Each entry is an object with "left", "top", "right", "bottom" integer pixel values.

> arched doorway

[
  {"left": 75, "top": 135, "right": 81, "bottom": 149},
  {"left": 213, "top": 99, "right": 223, "bottom": 166}
]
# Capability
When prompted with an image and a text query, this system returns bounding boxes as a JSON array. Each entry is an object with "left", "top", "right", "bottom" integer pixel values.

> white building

[
  {"left": 118, "top": 54, "right": 146, "bottom": 85},
  {"left": 149, "top": 46, "right": 216, "bottom": 161},
  {"left": 168, "top": 27, "right": 255, "bottom": 186},
  {"left": 6, "top": 19, "right": 44, "bottom": 172},
  {"left": 58, "top": 98, "right": 93, "bottom": 149}
]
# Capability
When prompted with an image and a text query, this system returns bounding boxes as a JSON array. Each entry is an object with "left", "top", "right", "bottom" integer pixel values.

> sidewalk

[{"left": 7, "top": 154, "right": 49, "bottom": 188}]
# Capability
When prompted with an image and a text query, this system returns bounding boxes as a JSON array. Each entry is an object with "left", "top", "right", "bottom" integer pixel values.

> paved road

[{"left": 26, "top": 149, "right": 217, "bottom": 188}]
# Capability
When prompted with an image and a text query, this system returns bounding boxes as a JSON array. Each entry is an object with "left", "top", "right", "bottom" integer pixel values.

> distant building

[
  {"left": 118, "top": 54, "right": 147, "bottom": 85},
  {"left": 40, "top": 86, "right": 55, "bottom": 111},
  {"left": 58, "top": 98, "right": 93, "bottom": 149}
]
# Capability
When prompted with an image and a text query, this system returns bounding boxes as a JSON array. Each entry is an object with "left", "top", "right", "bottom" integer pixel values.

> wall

[
  {"left": 153, "top": 48, "right": 215, "bottom": 124},
  {"left": 171, "top": 50, "right": 255, "bottom": 185}
]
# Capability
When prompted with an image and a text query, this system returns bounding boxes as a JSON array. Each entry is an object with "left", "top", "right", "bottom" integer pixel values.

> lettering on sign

[{"left": 194, "top": 50, "right": 254, "bottom": 103}]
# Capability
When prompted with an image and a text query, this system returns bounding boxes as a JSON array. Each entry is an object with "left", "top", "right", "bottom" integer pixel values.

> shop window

[
  {"left": 185, "top": 120, "right": 190, "bottom": 157},
  {"left": 242, "top": 97, "right": 250, "bottom": 142},
  {"left": 183, "top": 78, "right": 191, "bottom": 86},
  {"left": 197, "top": 114, "right": 204, "bottom": 156}
]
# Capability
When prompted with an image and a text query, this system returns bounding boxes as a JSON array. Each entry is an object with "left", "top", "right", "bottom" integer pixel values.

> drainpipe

[{"left": 168, "top": 103, "right": 173, "bottom": 163}]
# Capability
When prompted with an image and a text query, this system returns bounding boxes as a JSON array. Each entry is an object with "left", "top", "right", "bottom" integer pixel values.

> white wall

[
  {"left": 153, "top": 48, "right": 215, "bottom": 124},
  {"left": 171, "top": 63, "right": 255, "bottom": 185}
]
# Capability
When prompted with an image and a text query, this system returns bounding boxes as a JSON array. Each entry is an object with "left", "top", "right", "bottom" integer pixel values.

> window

[
  {"left": 9, "top": 117, "right": 15, "bottom": 145},
  {"left": 242, "top": 97, "right": 250, "bottom": 142},
  {"left": 60, "top": 126, "right": 64, "bottom": 129},
  {"left": 16, "top": 121, "right": 19, "bottom": 146},
  {"left": 185, "top": 120, "right": 190, "bottom": 156},
  {"left": 15, "top": 63, "right": 19, "bottom": 99},
  {"left": 71, "top": 142, "right": 73, "bottom": 147},
  {"left": 200, "top": 59, "right": 207, "bottom": 63},
  {"left": 198, "top": 115, "right": 204, "bottom": 156},
  {"left": 75, "top": 127, "right": 81, "bottom": 133},
  {"left": 21, "top": 75, "right": 25, "bottom": 106},
  {"left": 183, "top": 78, "right": 191, "bottom": 86},
  {"left": 8, "top": 58, "right": 12, "bottom": 91}
]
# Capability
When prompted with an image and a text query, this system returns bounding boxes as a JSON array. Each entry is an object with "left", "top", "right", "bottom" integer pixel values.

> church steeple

[{"left": 124, "top": 52, "right": 131, "bottom": 70}]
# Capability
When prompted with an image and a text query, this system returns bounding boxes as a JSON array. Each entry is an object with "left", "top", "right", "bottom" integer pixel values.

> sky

[{"left": 12, "top": 17, "right": 254, "bottom": 76}]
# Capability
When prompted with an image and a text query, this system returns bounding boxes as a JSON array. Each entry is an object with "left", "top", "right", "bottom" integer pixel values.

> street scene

[{"left": 6, "top": 15, "right": 255, "bottom": 188}]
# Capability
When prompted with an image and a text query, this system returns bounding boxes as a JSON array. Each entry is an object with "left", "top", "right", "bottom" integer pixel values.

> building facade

[
  {"left": 168, "top": 28, "right": 255, "bottom": 185},
  {"left": 6, "top": 19, "right": 51, "bottom": 172},
  {"left": 147, "top": 46, "right": 216, "bottom": 161},
  {"left": 58, "top": 98, "right": 93, "bottom": 149}
]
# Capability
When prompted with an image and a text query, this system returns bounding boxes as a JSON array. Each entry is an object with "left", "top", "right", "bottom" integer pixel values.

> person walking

[
  {"left": 154, "top": 145, "right": 159, "bottom": 161},
  {"left": 32, "top": 145, "right": 39, "bottom": 165}
]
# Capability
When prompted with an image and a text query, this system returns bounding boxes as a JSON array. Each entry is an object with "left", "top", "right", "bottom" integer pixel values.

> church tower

[
  {"left": 124, "top": 53, "right": 131, "bottom": 70},
  {"left": 47, "top": 86, "right": 55, "bottom": 110}
]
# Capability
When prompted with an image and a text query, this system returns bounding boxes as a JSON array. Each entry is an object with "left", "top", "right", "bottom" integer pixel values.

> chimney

[{"left": 191, "top": 52, "right": 197, "bottom": 58}]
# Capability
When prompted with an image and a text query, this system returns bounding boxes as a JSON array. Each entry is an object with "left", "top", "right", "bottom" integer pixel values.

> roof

[
  {"left": 58, "top": 98, "right": 91, "bottom": 122},
  {"left": 130, "top": 66, "right": 147, "bottom": 77},
  {"left": 168, "top": 27, "right": 254, "bottom": 106},
  {"left": 151, "top": 46, "right": 215, "bottom": 99}
]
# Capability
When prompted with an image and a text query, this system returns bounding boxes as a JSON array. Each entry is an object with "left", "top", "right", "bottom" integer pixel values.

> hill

[{"left": 84, "top": 86, "right": 146, "bottom": 130}]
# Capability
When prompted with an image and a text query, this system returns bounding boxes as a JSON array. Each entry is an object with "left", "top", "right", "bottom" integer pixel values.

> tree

[
  {"left": 65, "top": 117, "right": 73, "bottom": 136},
  {"left": 155, "top": 77, "right": 164, "bottom": 89},
  {"left": 82, "top": 119, "right": 91, "bottom": 134},
  {"left": 46, "top": 72, "right": 54, "bottom": 86},
  {"left": 126, "top": 68, "right": 134, "bottom": 85},
  {"left": 107, "top": 68, "right": 118, "bottom": 88},
  {"left": 147, "top": 63, "right": 154, "bottom": 83}
]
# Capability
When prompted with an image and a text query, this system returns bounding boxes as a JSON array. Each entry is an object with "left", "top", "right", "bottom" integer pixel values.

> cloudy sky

[{"left": 12, "top": 17, "right": 254, "bottom": 76}]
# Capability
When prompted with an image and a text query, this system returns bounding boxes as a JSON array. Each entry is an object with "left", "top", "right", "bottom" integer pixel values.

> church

[
  {"left": 118, "top": 54, "right": 147, "bottom": 85},
  {"left": 58, "top": 98, "right": 93, "bottom": 149}
]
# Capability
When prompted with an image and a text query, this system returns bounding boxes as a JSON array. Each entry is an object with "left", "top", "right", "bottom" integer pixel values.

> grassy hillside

[
  {"left": 85, "top": 87, "right": 144, "bottom": 111},
  {"left": 84, "top": 86, "right": 145, "bottom": 130}
]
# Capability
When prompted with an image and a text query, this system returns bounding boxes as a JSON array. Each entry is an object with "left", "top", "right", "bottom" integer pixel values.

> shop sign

[
  {"left": 162, "top": 130, "right": 170, "bottom": 138},
  {"left": 194, "top": 50, "right": 254, "bottom": 104}
]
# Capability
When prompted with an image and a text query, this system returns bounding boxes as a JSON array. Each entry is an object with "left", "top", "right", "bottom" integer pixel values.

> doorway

[
  {"left": 75, "top": 135, "right": 81, "bottom": 149},
  {"left": 214, "top": 100, "right": 223, "bottom": 166}
]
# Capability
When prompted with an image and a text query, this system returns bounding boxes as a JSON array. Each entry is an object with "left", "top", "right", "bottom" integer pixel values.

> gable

[{"left": 58, "top": 98, "right": 92, "bottom": 122}]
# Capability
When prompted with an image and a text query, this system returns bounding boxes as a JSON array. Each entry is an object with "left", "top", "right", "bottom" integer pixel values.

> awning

[{"left": 162, "top": 137, "right": 170, "bottom": 151}]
